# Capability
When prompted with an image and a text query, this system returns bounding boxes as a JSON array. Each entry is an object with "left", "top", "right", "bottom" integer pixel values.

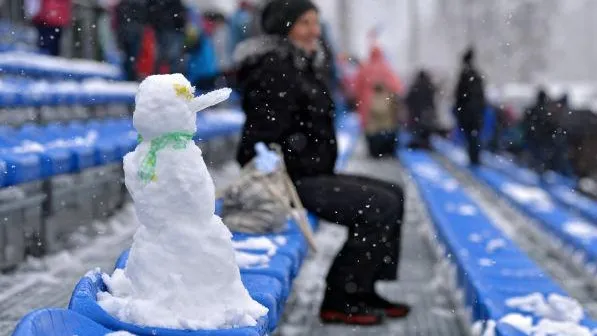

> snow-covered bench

[
  {"left": 434, "top": 138, "right": 597, "bottom": 277},
  {"left": 0, "top": 111, "right": 248, "bottom": 271},
  {"left": 433, "top": 137, "right": 597, "bottom": 224},
  {"left": 0, "top": 78, "right": 137, "bottom": 124},
  {"left": 11, "top": 113, "right": 361, "bottom": 335},
  {"left": 400, "top": 150, "right": 597, "bottom": 335},
  {"left": 0, "top": 52, "right": 123, "bottom": 80}
]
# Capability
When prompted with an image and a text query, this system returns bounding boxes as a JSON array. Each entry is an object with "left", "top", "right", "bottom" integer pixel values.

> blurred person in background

[
  {"left": 454, "top": 47, "right": 486, "bottom": 166},
  {"left": 354, "top": 44, "right": 404, "bottom": 131},
  {"left": 114, "top": 0, "right": 147, "bottom": 81},
  {"left": 148, "top": 0, "right": 186, "bottom": 74},
  {"left": 202, "top": 11, "right": 233, "bottom": 88},
  {"left": 336, "top": 53, "right": 361, "bottom": 109},
  {"left": 406, "top": 70, "right": 437, "bottom": 150},
  {"left": 234, "top": 0, "right": 410, "bottom": 325},
  {"left": 26, "top": 0, "right": 72, "bottom": 56},
  {"left": 229, "top": 0, "right": 259, "bottom": 54},
  {"left": 364, "top": 82, "right": 401, "bottom": 157},
  {"left": 186, "top": 7, "right": 220, "bottom": 92},
  {"left": 552, "top": 94, "right": 573, "bottom": 176},
  {"left": 96, "top": 0, "right": 120, "bottom": 65},
  {"left": 522, "top": 89, "right": 556, "bottom": 173}
]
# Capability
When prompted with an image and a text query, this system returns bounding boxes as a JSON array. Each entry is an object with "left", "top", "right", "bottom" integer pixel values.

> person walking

[
  {"left": 454, "top": 47, "right": 486, "bottom": 166},
  {"left": 234, "top": 0, "right": 410, "bottom": 325}
]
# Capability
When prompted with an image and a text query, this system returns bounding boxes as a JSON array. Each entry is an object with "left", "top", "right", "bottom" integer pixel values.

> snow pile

[
  {"left": 106, "top": 332, "right": 136, "bottom": 336},
  {"left": 477, "top": 293, "right": 591, "bottom": 335},
  {"left": 0, "top": 51, "right": 122, "bottom": 78},
  {"left": 555, "top": 186, "right": 593, "bottom": 209},
  {"left": 413, "top": 163, "right": 460, "bottom": 192},
  {"left": 485, "top": 238, "right": 507, "bottom": 253},
  {"left": 232, "top": 236, "right": 285, "bottom": 257},
  {"left": 448, "top": 147, "right": 469, "bottom": 165},
  {"left": 498, "top": 314, "right": 593, "bottom": 336},
  {"left": 446, "top": 203, "right": 478, "bottom": 216},
  {"left": 235, "top": 251, "right": 270, "bottom": 268},
  {"left": 11, "top": 131, "right": 99, "bottom": 154},
  {"left": 98, "top": 74, "right": 267, "bottom": 330},
  {"left": 478, "top": 258, "right": 495, "bottom": 267},
  {"left": 563, "top": 221, "right": 597, "bottom": 240},
  {"left": 469, "top": 233, "right": 483, "bottom": 243},
  {"left": 502, "top": 183, "right": 554, "bottom": 212},
  {"left": 505, "top": 292, "right": 584, "bottom": 322}
]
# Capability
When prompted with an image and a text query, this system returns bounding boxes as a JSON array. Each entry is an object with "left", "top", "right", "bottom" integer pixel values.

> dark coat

[
  {"left": 406, "top": 74, "right": 436, "bottom": 130},
  {"left": 147, "top": 0, "right": 186, "bottom": 31},
  {"left": 454, "top": 64, "right": 485, "bottom": 130},
  {"left": 523, "top": 98, "right": 557, "bottom": 144},
  {"left": 115, "top": 0, "right": 147, "bottom": 26},
  {"left": 234, "top": 36, "right": 337, "bottom": 180}
]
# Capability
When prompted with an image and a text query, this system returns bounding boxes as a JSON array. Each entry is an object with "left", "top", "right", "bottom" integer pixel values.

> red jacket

[
  {"left": 354, "top": 46, "right": 403, "bottom": 127},
  {"left": 33, "top": 0, "right": 72, "bottom": 27}
]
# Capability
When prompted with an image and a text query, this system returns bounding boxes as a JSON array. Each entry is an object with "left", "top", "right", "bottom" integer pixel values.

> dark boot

[
  {"left": 319, "top": 291, "right": 384, "bottom": 325},
  {"left": 364, "top": 292, "right": 411, "bottom": 318}
]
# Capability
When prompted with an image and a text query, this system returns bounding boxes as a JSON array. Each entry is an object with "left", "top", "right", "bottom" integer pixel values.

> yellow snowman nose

[{"left": 173, "top": 83, "right": 194, "bottom": 101}]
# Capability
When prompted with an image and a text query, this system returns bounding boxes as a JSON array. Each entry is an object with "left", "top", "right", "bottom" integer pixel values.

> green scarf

[{"left": 137, "top": 131, "right": 195, "bottom": 183}]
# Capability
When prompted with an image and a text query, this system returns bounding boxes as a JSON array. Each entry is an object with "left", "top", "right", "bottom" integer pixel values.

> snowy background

[{"left": 194, "top": 0, "right": 597, "bottom": 87}]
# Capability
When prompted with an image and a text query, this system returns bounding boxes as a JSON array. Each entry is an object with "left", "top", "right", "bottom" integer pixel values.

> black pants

[
  {"left": 118, "top": 24, "right": 144, "bottom": 81},
  {"left": 295, "top": 174, "right": 404, "bottom": 296},
  {"left": 366, "top": 131, "right": 397, "bottom": 158},
  {"left": 464, "top": 128, "right": 481, "bottom": 165},
  {"left": 37, "top": 25, "right": 62, "bottom": 56},
  {"left": 409, "top": 127, "right": 432, "bottom": 149}
]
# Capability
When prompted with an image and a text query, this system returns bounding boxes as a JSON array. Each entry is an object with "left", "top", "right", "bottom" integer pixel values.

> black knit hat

[{"left": 261, "top": 0, "right": 318, "bottom": 36}]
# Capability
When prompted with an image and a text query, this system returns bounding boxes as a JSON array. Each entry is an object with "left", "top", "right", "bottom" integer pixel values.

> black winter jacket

[
  {"left": 406, "top": 75, "right": 436, "bottom": 130},
  {"left": 147, "top": 0, "right": 186, "bottom": 31},
  {"left": 234, "top": 36, "right": 337, "bottom": 180},
  {"left": 454, "top": 65, "right": 485, "bottom": 129}
]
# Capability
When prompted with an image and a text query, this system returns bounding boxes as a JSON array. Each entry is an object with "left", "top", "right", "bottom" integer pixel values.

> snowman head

[{"left": 133, "top": 74, "right": 198, "bottom": 140}]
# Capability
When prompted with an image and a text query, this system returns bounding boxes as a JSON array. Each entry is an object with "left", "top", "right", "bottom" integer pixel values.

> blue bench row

[
  {"left": 434, "top": 139, "right": 597, "bottom": 273},
  {"left": 481, "top": 150, "right": 597, "bottom": 225},
  {"left": 12, "top": 114, "right": 361, "bottom": 335},
  {"left": 399, "top": 150, "right": 597, "bottom": 335},
  {"left": 432, "top": 137, "right": 597, "bottom": 224},
  {"left": 0, "top": 78, "right": 136, "bottom": 108},
  {"left": 0, "top": 110, "right": 246, "bottom": 186},
  {"left": 0, "top": 52, "right": 123, "bottom": 80}
]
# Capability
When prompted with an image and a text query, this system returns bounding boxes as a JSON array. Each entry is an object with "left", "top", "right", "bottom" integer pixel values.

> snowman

[{"left": 98, "top": 74, "right": 267, "bottom": 329}]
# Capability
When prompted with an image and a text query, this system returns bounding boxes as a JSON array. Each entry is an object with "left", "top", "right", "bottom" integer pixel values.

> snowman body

[{"left": 100, "top": 74, "right": 266, "bottom": 329}]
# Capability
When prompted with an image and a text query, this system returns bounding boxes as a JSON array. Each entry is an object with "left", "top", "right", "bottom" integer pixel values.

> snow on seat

[
  {"left": 68, "top": 270, "right": 269, "bottom": 336},
  {"left": 113, "top": 249, "right": 283, "bottom": 331},
  {"left": 0, "top": 52, "right": 123, "bottom": 80},
  {"left": 544, "top": 183, "right": 597, "bottom": 224},
  {"left": 112, "top": 248, "right": 286, "bottom": 332},
  {"left": 434, "top": 137, "right": 597, "bottom": 225},
  {"left": 399, "top": 150, "right": 597, "bottom": 335},
  {"left": 12, "top": 308, "right": 113, "bottom": 336},
  {"left": 475, "top": 169, "right": 597, "bottom": 272}
]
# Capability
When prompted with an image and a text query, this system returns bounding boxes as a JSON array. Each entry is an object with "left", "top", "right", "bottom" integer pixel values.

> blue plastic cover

[
  {"left": 68, "top": 271, "right": 268, "bottom": 336},
  {"left": 12, "top": 308, "right": 113, "bottom": 336}
]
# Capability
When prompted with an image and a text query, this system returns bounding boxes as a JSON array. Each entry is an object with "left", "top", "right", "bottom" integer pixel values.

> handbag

[{"left": 220, "top": 144, "right": 317, "bottom": 251}]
